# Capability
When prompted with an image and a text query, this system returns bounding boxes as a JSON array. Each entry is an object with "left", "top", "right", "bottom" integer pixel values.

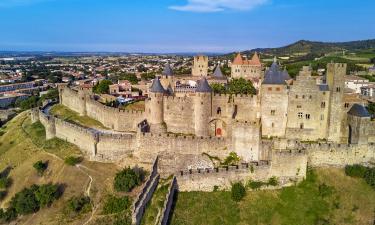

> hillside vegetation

[
  {"left": 170, "top": 168, "right": 375, "bottom": 225},
  {"left": 247, "top": 39, "right": 375, "bottom": 56},
  {"left": 0, "top": 112, "right": 128, "bottom": 225}
]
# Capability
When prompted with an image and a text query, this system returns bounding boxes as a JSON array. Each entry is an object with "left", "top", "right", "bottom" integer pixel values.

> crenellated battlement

[{"left": 140, "top": 132, "right": 225, "bottom": 142}]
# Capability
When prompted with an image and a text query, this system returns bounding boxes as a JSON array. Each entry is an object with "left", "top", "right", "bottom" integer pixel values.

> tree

[
  {"left": 228, "top": 78, "right": 256, "bottom": 95},
  {"left": 231, "top": 182, "right": 246, "bottom": 202},
  {"left": 211, "top": 83, "right": 227, "bottom": 94},
  {"left": 33, "top": 161, "right": 48, "bottom": 176},
  {"left": 67, "top": 195, "right": 91, "bottom": 213},
  {"left": 93, "top": 80, "right": 113, "bottom": 94},
  {"left": 15, "top": 96, "right": 39, "bottom": 111},
  {"left": 10, "top": 185, "right": 40, "bottom": 215},
  {"left": 103, "top": 195, "right": 131, "bottom": 214},
  {"left": 35, "top": 184, "right": 61, "bottom": 207},
  {"left": 119, "top": 73, "right": 139, "bottom": 85},
  {"left": 114, "top": 167, "right": 143, "bottom": 192}
]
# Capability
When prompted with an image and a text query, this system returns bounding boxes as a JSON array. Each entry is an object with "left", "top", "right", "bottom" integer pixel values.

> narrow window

[
  {"left": 300, "top": 123, "right": 304, "bottom": 129},
  {"left": 271, "top": 110, "right": 276, "bottom": 115},
  {"left": 321, "top": 102, "right": 325, "bottom": 108},
  {"left": 268, "top": 87, "right": 272, "bottom": 91},
  {"left": 217, "top": 107, "right": 222, "bottom": 115},
  {"left": 297, "top": 105, "right": 302, "bottom": 109},
  {"left": 306, "top": 114, "right": 310, "bottom": 120},
  {"left": 276, "top": 87, "right": 281, "bottom": 91},
  {"left": 344, "top": 103, "right": 349, "bottom": 108},
  {"left": 298, "top": 112, "right": 303, "bottom": 119}
]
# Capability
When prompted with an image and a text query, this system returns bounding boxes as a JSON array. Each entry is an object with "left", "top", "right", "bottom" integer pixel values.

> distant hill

[{"left": 242, "top": 39, "right": 375, "bottom": 57}]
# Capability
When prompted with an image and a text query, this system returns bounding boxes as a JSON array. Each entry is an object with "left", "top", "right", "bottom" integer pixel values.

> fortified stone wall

[
  {"left": 60, "top": 86, "right": 145, "bottom": 132},
  {"left": 163, "top": 96, "right": 194, "bottom": 134},
  {"left": 135, "top": 132, "right": 230, "bottom": 166},
  {"left": 231, "top": 120, "right": 261, "bottom": 161},
  {"left": 159, "top": 176, "right": 177, "bottom": 225},
  {"left": 307, "top": 143, "right": 375, "bottom": 167},
  {"left": 176, "top": 150, "right": 307, "bottom": 192}
]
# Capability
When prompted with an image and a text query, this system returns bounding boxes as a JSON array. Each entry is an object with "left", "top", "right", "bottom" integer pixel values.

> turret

[
  {"left": 148, "top": 77, "right": 166, "bottom": 133},
  {"left": 194, "top": 78, "right": 212, "bottom": 136}
]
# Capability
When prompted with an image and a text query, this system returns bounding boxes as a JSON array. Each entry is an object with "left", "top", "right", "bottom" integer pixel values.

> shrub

[
  {"left": 0, "top": 208, "right": 17, "bottom": 223},
  {"left": 102, "top": 195, "right": 131, "bottom": 214},
  {"left": 364, "top": 167, "right": 375, "bottom": 189},
  {"left": 67, "top": 195, "right": 91, "bottom": 213},
  {"left": 247, "top": 180, "right": 265, "bottom": 190},
  {"left": 222, "top": 152, "right": 241, "bottom": 166},
  {"left": 114, "top": 167, "right": 142, "bottom": 192},
  {"left": 231, "top": 182, "right": 246, "bottom": 202},
  {"left": 213, "top": 185, "right": 219, "bottom": 192},
  {"left": 10, "top": 185, "right": 40, "bottom": 215},
  {"left": 345, "top": 164, "right": 367, "bottom": 178},
  {"left": 268, "top": 177, "right": 278, "bottom": 186},
  {"left": 35, "top": 184, "right": 61, "bottom": 207},
  {"left": 64, "top": 156, "right": 82, "bottom": 166},
  {"left": 6, "top": 183, "right": 62, "bottom": 220},
  {"left": 0, "top": 191, "right": 6, "bottom": 201},
  {"left": 33, "top": 161, "right": 48, "bottom": 176},
  {"left": 0, "top": 177, "right": 11, "bottom": 189}
]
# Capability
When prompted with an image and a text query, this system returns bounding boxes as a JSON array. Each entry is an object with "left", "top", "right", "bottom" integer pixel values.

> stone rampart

[
  {"left": 132, "top": 158, "right": 159, "bottom": 225},
  {"left": 60, "top": 86, "right": 145, "bottom": 132},
  {"left": 159, "top": 176, "right": 177, "bottom": 225},
  {"left": 307, "top": 143, "right": 375, "bottom": 167}
]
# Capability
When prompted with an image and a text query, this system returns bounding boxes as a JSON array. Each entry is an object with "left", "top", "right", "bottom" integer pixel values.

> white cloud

[{"left": 169, "top": 0, "right": 269, "bottom": 13}]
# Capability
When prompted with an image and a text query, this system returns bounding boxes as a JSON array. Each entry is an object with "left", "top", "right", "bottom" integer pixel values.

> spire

[
  {"left": 162, "top": 63, "right": 173, "bottom": 76},
  {"left": 196, "top": 77, "right": 212, "bottom": 93},
  {"left": 213, "top": 65, "right": 224, "bottom": 78},
  {"left": 150, "top": 77, "right": 165, "bottom": 93},
  {"left": 250, "top": 52, "right": 261, "bottom": 66},
  {"left": 232, "top": 53, "right": 243, "bottom": 65}
]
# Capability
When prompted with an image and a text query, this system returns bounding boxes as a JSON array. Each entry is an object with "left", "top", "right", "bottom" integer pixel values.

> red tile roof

[{"left": 232, "top": 52, "right": 261, "bottom": 66}]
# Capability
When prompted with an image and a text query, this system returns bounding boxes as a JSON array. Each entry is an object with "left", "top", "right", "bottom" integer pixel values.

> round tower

[
  {"left": 149, "top": 77, "right": 166, "bottom": 133},
  {"left": 194, "top": 78, "right": 212, "bottom": 136}
]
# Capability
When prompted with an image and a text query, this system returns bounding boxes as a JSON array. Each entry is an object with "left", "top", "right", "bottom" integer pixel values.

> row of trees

[{"left": 211, "top": 78, "right": 257, "bottom": 95}]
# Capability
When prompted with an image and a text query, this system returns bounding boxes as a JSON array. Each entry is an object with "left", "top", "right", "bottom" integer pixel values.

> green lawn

[
  {"left": 49, "top": 104, "right": 108, "bottom": 130},
  {"left": 170, "top": 168, "right": 375, "bottom": 225}
]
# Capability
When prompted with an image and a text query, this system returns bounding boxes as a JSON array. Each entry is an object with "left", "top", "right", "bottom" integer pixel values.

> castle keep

[{"left": 31, "top": 56, "right": 375, "bottom": 190}]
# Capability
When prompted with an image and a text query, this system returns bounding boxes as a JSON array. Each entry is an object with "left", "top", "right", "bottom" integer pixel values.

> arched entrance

[{"left": 209, "top": 119, "right": 226, "bottom": 137}]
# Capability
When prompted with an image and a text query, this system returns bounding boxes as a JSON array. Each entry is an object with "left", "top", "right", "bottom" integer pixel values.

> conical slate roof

[
  {"left": 196, "top": 78, "right": 212, "bottom": 93},
  {"left": 262, "top": 58, "right": 288, "bottom": 85},
  {"left": 162, "top": 63, "right": 173, "bottom": 76},
  {"left": 213, "top": 65, "right": 224, "bottom": 78},
  {"left": 348, "top": 104, "right": 371, "bottom": 117},
  {"left": 150, "top": 77, "right": 165, "bottom": 93}
]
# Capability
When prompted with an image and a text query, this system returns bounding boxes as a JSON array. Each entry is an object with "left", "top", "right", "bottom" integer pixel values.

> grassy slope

[
  {"left": 49, "top": 104, "right": 108, "bottom": 130},
  {"left": 0, "top": 112, "right": 120, "bottom": 225},
  {"left": 171, "top": 168, "right": 375, "bottom": 225},
  {"left": 121, "top": 101, "right": 145, "bottom": 111}
]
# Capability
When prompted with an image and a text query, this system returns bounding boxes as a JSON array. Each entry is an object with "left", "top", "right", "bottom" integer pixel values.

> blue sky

[{"left": 0, "top": 0, "right": 374, "bottom": 53}]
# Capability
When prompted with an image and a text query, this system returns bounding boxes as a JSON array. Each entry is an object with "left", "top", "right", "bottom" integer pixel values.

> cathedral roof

[
  {"left": 150, "top": 77, "right": 165, "bottom": 93},
  {"left": 348, "top": 104, "right": 371, "bottom": 117},
  {"left": 196, "top": 78, "right": 212, "bottom": 93},
  {"left": 262, "top": 58, "right": 288, "bottom": 85},
  {"left": 213, "top": 65, "right": 224, "bottom": 78},
  {"left": 162, "top": 63, "right": 173, "bottom": 76}
]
